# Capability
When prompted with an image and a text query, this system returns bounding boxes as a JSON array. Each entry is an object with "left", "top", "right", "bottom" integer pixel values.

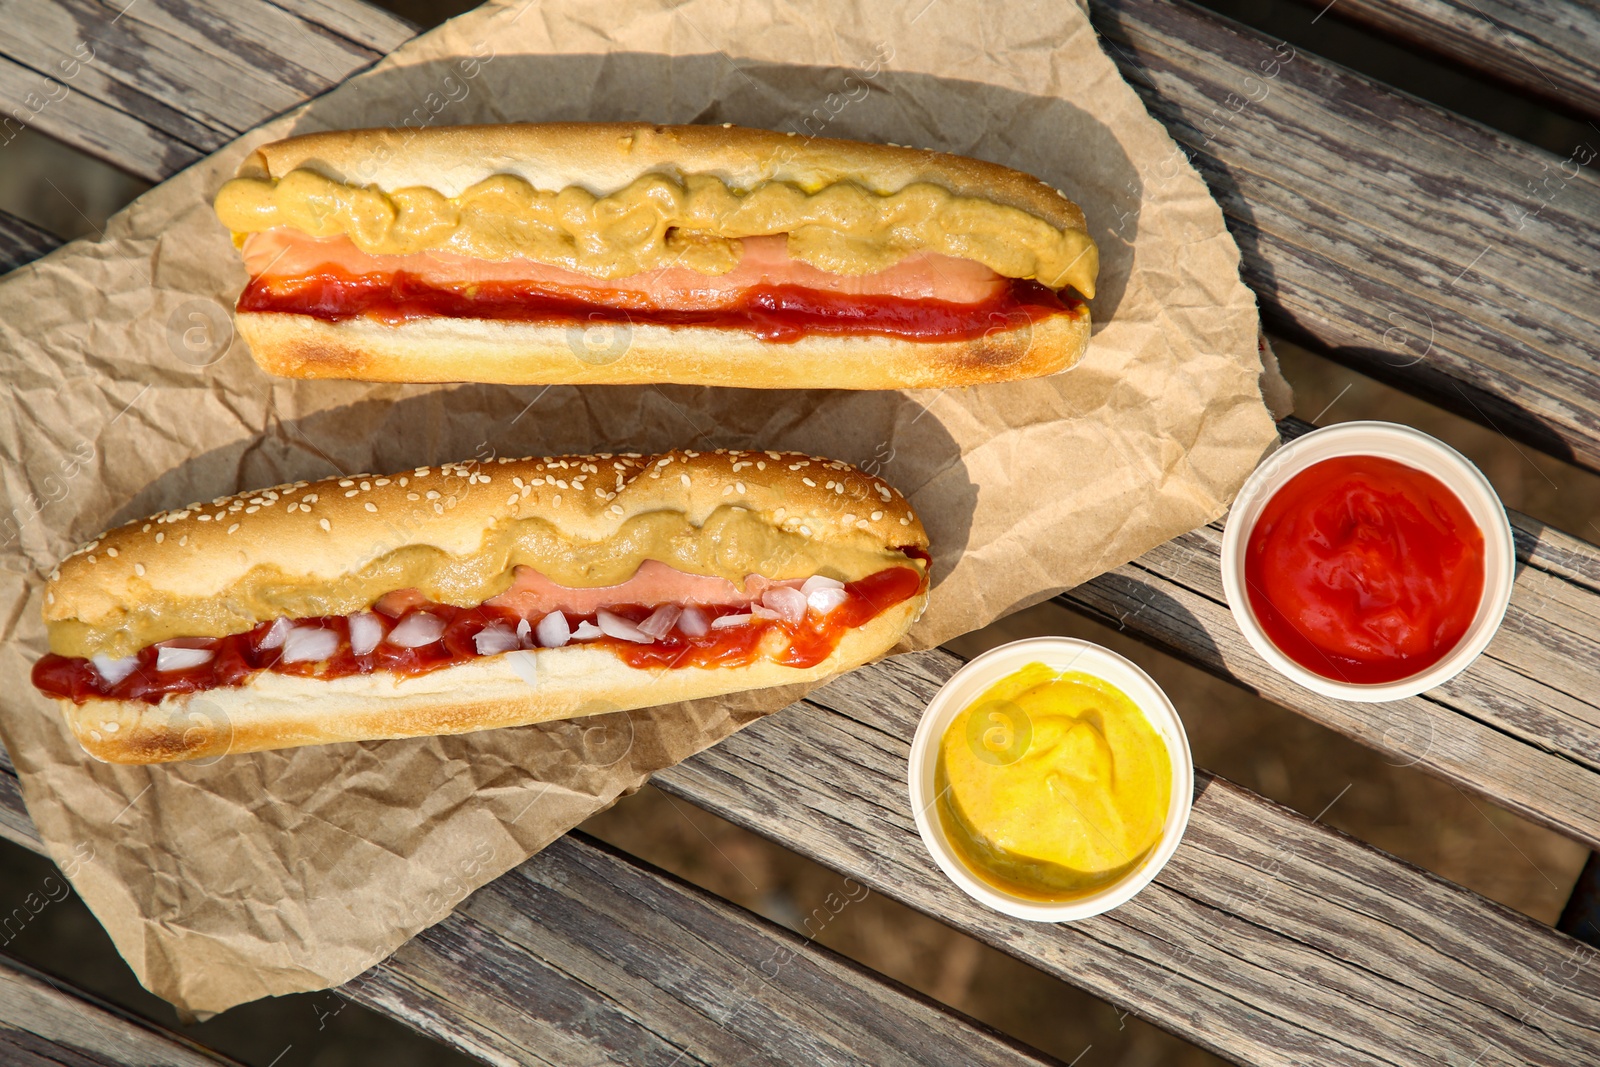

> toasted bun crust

[
  {"left": 236, "top": 123, "right": 1088, "bottom": 234},
  {"left": 46, "top": 450, "right": 927, "bottom": 657},
  {"left": 60, "top": 594, "right": 922, "bottom": 764},
  {"left": 234, "top": 309, "right": 1088, "bottom": 389}
]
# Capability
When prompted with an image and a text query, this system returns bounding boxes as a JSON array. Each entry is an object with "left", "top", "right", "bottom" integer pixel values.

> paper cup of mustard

[
  {"left": 908, "top": 638, "right": 1194, "bottom": 922},
  {"left": 1220, "top": 421, "right": 1516, "bottom": 703}
]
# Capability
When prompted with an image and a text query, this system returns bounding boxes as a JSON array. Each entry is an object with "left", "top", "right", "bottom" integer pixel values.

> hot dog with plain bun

[
  {"left": 213, "top": 123, "right": 1098, "bottom": 389},
  {"left": 33, "top": 450, "right": 930, "bottom": 764}
]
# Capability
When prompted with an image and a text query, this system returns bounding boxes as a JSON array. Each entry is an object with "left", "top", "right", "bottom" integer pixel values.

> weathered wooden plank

[
  {"left": 655, "top": 649, "right": 1600, "bottom": 1067},
  {"left": 0, "top": 951, "right": 243, "bottom": 1066},
  {"left": 0, "top": 760, "right": 1061, "bottom": 1067},
  {"left": 1056, "top": 416, "right": 1600, "bottom": 850},
  {"left": 0, "top": 50, "right": 196, "bottom": 182},
  {"left": 1093, "top": 0, "right": 1600, "bottom": 473},
  {"left": 0, "top": 0, "right": 416, "bottom": 180},
  {"left": 349, "top": 833, "right": 1064, "bottom": 1067},
  {"left": 1296, "top": 0, "right": 1600, "bottom": 121},
  {"left": 0, "top": 211, "right": 60, "bottom": 276}
]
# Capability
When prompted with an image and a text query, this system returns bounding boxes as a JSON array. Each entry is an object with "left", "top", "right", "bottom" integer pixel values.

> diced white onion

[
  {"left": 505, "top": 650, "right": 539, "bottom": 686},
  {"left": 387, "top": 612, "right": 446, "bottom": 648},
  {"left": 762, "top": 586, "right": 809, "bottom": 624},
  {"left": 800, "top": 575, "right": 845, "bottom": 595},
  {"left": 711, "top": 613, "right": 754, "bottom": 629},
  {"left": 638, "top": 604, "right": 682, "bottom": 639},
  {"left": 571, "top": 620, "right": 604, "bottom": 640},
  {"left": 257, "top": 617, "right": 291, "bottom": 650},
  {"left": 281, "top": 626, "right": 339, "bottom": 664},
  {"left": 517, "top": 617, "right": 533, "bottom": 648},
  {"left": 597, "top": 608, "right": 654, "bottom": 644},
  {"left": 474, "top": 623, "right": 521, "bottom": 656},
  {"left": 156, "top": 645, "right": 214, "bottom": 672},
  {"left": 750, "top": 603, "right": 782, "bottom": 621},
  {"left": 348, "top": 612, "right": 384, "bottom": 656},
  {"left": 91, "top": 654, "right": 138, "bottom": 686},
  {"left": 677, "top": 605, "right": 710, "bottom": 638},
  {"left": 536, "top": 611, "right": 571, "bottom": 648},
  {"left": 806, "top": 587, "right": 851, "bottom": 616}
]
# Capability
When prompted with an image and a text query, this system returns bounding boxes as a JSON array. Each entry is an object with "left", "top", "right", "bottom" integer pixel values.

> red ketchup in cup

[{"left": 1243, "top": 455, "right": 1486, "bottom": 685}]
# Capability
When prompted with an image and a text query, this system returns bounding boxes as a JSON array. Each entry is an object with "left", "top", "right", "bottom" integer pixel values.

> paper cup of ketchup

[{"left": 1221, "top": 421, "right": 1515, "bottom": 703}]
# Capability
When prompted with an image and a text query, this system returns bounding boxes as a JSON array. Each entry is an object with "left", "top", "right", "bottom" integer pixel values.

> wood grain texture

[
  {"left": 1291, "top": 0, "right": 1600, "bottom": 120},
  {"left": 348, "top": 833, "right": 1063, "bottom": 1067},
  {"left": 0, "top": 952, "right": 242, "bottom": 1066},
  {"left": 0, "top": 0, "right": 415, "bottom": 181},
  {"left": 1057, "top": 416, "right": 1600, "bottom": 850},
  {"left": 1093, "top": 0, "right": 1600, "bottom": 472},
  {"left": 0, "top": 211, "right": 60, "bottom": 275},
  {"left": 654, "top": 649, "right": 1600, "bottom": 1067}
]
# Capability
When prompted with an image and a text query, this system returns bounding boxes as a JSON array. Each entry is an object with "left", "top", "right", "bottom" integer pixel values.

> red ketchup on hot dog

[{"left": 1244, "top": 455, "right": 1485, "bottom": 685}]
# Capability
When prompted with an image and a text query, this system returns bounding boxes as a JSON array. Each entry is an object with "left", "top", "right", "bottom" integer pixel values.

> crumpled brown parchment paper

[{"left": 0, "top": 0, "right": 1284, "bottom": 1013}]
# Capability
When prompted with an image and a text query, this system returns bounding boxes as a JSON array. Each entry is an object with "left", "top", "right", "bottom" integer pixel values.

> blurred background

[{"left": 1, "top": 0, "right": 1595, "bottom": 1064}]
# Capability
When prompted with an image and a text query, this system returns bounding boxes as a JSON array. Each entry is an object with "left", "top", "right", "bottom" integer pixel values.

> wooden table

[{"left": 3, "top": 0, "right": 1599, "bottom": 1063}]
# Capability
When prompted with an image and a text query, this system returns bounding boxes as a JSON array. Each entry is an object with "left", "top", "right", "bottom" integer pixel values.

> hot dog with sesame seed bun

[
  {"left": 212, "top": 123, "right": 1098, "bottom": 389},
  {"left": 33, "top": 450, "right": 930, "bottom": 764}
]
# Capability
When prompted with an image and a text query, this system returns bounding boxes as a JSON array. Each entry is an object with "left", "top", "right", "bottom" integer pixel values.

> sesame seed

[
  {"left": 287, "top": 503, "right": 299, "bottom": 513},
  {"left": 506, "top": 493, "right": 519, "bottom": 506},
  {"left": 375, "top": 478, "right": 390, "bottom": 486},
  {"left": 736, "top": 482, "right": 746, "bottom": 493},
  {"left": 360, "top": 481, "right": 371, "bottom": 490},
  {"left": 319, "top": 519, "right": 331, "bottom": 532},
  {"left": 609, "top": 504, "right": 624, "bottom": 516},
  {"left": 155, "top": 533, "right": 164, "bottom": 543},
  {"left": 398, "top": 477, "right": 409, "bottom": 487},
  {"left": 364, "top": 503, "right": 377, "bottom": 513},
  {"left": 87, "top": 554, "right": 96, "bottom": 564},
  {"left": 722, "top": 485, "right": 734, "bottom": 496},
  {"left": 871, "top": 511, "right": 883, "bottom": 520},
  {"left": 134, "top": 563, "right": 146, "bottom": 576},
  {"left": 141, "top": 524, "right": 151, "bottom": 532},
  {"left": 406, "top": 493, "right": 419, "bottom": 501},
  {"left": 756, "top": 461, "right": 766, "bottom": 470},
  {"left": 106, "top": 547, "right": 118, "bottom": 557},
  {"left": 197, "top": 514, "right": 211, "bottom": 522},
  {"left": 344, "top": 489, "right": 359, "bottom": 497},
  {"left": 179, "top": 535, "right": 188, "bottom": 546},
  {"left": 246, "top": 505, "right": 260, "bottom": 514},
  {"left": 228, "top": 523, "right": 240, "bottom": 533},
  {"left": 426, "top": 491, "right": 440, "bottom": 500},
  {"left": 799, "top": 525, "right": 812, "bottom": 536},
  {"left": 802, "top": 478, "right": 816, "bottom": 487},
  {"left": 681, "top": 474, "right": 691, "bottom": 486},
  {"left": 900, "top": 517, "right": 911, "bottom": 525},
  {"left": 339, "top": 479, "right": 354, "bottom": 487},
  {"left": 553, "top": 494, "right": 562, "bottom": 505}
]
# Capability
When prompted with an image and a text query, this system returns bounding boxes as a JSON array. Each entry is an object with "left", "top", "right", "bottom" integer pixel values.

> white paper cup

[
  {"left": 908, "top": 638, "right": 1194, "bottom": 922},
  {"left": 1220, "top": 421, "right": 1515, "bottom": 703}
]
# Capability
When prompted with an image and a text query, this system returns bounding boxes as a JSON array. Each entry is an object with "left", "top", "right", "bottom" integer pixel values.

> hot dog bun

[
  {"left": 40, "top": 450, "right": 930, "bottom": 763},
  {"left": 215, "top": 123, "right": 1097, "bottom": 389}
]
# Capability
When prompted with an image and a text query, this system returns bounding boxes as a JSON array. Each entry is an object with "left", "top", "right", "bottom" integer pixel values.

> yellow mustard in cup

[{"left": 936, "top": 662, "right": 1173, "bottom": 902}]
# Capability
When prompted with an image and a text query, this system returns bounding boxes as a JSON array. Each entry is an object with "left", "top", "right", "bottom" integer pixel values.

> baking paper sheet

[{"left": 0, "top": 0, "right": 1282, "bottom": 1012}]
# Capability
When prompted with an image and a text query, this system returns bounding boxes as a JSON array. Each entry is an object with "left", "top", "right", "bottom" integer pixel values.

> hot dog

[
  {"left": 212, "top": 123, "right": 1099, "bottom": 389},
  {"left": 32, "top": 450, "right": 930, "bottom": 764}
]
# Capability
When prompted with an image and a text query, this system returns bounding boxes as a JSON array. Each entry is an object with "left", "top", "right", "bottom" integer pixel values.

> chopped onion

[
  {"left": 281, "top": 626, "right": 339, "bottom": 664},
  {"left": 536, "top": 611, "right": 571, "bottom": 648},
  {"left": 597, "top": 608, "right": 653, "bottom": 644},
  {"left": 91, "top": 654, "right": 138, "bottom": 686},
  {"left": 387, "top": 612, "right": 445, "bottom": 648},
  {"left": 348, "top": 612, "right": 385, "bottom": 656},
  {"left": 677, "top": 605, "right": 710, "bottom": 638},
  {"left": 517, "top": 618, "right": 533, "bottom": 648},
  {"left": 800, "top": 575, "right": 845, "bottom": 595},
  {"left": 571, "top": 620, "right": 604, "bottom": 641},
  {"left": 762, "top": 586, "right": 809, "bottom": 624},
  {"left": 474, "top": 623, "right": 520, "bottom": 656},
  {"left": 638, "top": 604, "right": 682, "bottom": 639},
  {"left": 750, "top": 603, "right": 782, "bottom": 621},
  {"left": 257, "top": 617, "right": 291, "bottom": 650},
  {"left": 156, "top": 645, "right": 214, "bottom": 672},
  {"left": 711, "top": 613, "right": 754, "bottom": 629},
  {"left": 806, "top": 587, "right": 851, "bottom": 616}
]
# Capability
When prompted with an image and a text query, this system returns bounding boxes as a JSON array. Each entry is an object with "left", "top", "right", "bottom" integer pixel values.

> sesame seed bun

[{"left": 44, "top": 449, "right": 927, "bottom": 657}]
